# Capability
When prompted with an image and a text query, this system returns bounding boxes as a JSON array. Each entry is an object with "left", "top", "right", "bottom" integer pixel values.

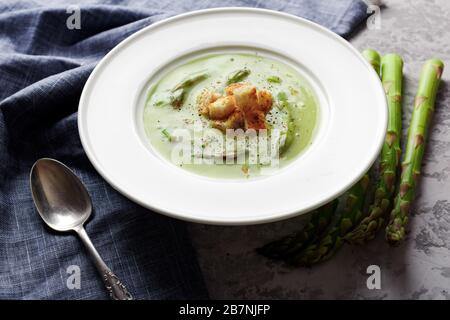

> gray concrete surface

[{"left": 188, "top": 0, "right": 450, "bottom": 299}]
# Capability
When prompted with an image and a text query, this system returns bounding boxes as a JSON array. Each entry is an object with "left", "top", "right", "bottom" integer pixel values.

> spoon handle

[{"left": 76, "top": 226, "right": 133, "bottom": 300}]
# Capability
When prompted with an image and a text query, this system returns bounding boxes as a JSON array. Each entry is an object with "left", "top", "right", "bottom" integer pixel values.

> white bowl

[{"left": 78, "top": 8, "right": 387, "bottom": 225}]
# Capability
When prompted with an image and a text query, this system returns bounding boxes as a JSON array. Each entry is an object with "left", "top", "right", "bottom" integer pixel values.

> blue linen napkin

[{"left": 0, "top": 0, "right": 368, "bottom": 300}]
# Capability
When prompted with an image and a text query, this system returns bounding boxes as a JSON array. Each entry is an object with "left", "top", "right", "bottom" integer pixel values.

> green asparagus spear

[
  {"left": 362, "top": 48, "right": 381, "bottom": 75},
  {"left": 170, "top": 72, "right": 209, "bottom": 108},
  {"left": 286, "top": 49, "right": 380, "bottom": 264},
  {"left": 257, "top": 49, "right": 379, "bottom": 264},
  {"left": 257, "top": 200, "right": 338, "bottom": 260},
  {"left": 226, "top": 68, "right": 251, "bottom": 85},
  {"left": 276, "top": 92, "right": 296, "bottom": 153},
  {"left": 291, "top": 174, "right": 370, "bottom": 266},
  {"left": 346, "top": 54, "right": 404, "bottom": 244},
  {"left": 385, "top": 59, "right": 444, "bottom": 245}
]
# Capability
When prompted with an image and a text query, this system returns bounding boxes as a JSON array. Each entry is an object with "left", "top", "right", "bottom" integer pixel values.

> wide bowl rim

[{"left": 78, "top": 7, "right": 387, "bottom": 225}]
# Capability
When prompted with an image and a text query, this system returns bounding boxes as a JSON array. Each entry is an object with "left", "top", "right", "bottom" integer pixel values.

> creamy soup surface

[{"left": 143, "top": 53, "right": 319, "bottom": 179}]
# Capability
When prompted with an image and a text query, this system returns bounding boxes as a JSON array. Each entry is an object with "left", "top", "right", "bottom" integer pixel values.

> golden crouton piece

[
  {"left": 197, "top": 90, "right": 220, "bottom": 116},
  {"left": 211, "top": 108, "right": 245, "bottom": 132},
  {"left": 198, "top": 83, "right": 273, "bottom": 131},
  {"left": 225, "top": 82, "right": 246, "bottom": 96},
  {"left": 208, "top": 96, "right": 236, "bottom": 120},
  {"left": 229, "top": 84, "right": 273, "bottom": 130},
  {"left": 257, "top": 90, "right": 273, "bottom": 114}
]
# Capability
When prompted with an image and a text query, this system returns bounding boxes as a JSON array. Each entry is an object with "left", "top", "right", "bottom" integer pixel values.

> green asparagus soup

[{"left": 143, "top": 53, "right": 318, "bottom": 179}]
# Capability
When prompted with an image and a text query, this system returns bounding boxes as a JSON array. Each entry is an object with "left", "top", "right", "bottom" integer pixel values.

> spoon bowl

[{"left": 30, "top": 158, "right": 91, "bottom": 231}]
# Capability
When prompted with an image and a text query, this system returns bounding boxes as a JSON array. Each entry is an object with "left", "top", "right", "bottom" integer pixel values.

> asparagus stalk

[
  {"left": 226, "top": 68, "right": 250, "bottom": 85},
  {"left": 286, "top": 49, "right": 380, "bottom": 264},
  {"left": 257, "top": 49, "right": 379, "bottom": 264},
  {"left": 346, "top": 54, "right": 404, "bottom": 244},
  {"left": 170, "top": 72, "right": 209, "bottom": 108},
  {"left": 385, "top": 59, "right": 444, "bottom": 245},
  {"left": 257, "top": 200, "right": 338, "bottom": 259},
  {"left": 363, "top": 48, "right": 381, "bottom": 75},
  {"left": 291, "top": 174, "right": 370, "bottom": 266}
]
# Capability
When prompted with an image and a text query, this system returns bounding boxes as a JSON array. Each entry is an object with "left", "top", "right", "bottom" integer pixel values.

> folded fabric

[{"left": 0, "top": 0, "right": 368, "bottom": 299}]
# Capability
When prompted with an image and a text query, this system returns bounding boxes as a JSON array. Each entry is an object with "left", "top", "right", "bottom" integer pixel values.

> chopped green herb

[
  {"left": 161, "top": 129, "right": 172, "bottom": 142},
  {"left": 277, "top": 91, "right": 288, "bottom": 102},
  {"left": 267, "top": 76, "right": 282, "bottom": 84}
]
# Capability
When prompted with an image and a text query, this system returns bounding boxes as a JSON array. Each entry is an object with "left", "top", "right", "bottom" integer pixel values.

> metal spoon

[{"left": 30, "top": 158, "right": 132, "bottom": 300}]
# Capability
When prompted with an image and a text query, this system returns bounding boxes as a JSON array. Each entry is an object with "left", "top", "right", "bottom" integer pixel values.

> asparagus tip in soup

[
  {"left": 170, "top": 71, "right": 209, "bottom": 108},
  {"left": 226, "top": 68, "right": 251, "bottom": 85}
]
